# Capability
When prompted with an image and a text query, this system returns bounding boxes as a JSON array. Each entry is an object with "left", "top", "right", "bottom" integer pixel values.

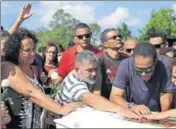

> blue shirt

[{"left": 113, "top": 56, "right": 176, "bottom": 111}]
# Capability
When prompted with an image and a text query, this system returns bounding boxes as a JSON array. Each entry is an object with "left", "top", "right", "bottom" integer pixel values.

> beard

[{"left": 79, "top": 75, "right": 97, "bottom": 85}]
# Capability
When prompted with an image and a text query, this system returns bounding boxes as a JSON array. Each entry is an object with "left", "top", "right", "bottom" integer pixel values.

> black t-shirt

[{"left": 99, "top": 53, "right": 127, "bottom": 99}]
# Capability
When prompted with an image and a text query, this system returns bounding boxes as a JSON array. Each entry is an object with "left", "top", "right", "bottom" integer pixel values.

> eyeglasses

[
  {"left": 135, "top": 65, "right": 155, "bottom": 75},
  {"left": 108, "top": 35, "right": 122, "bottom": 40},
  {"left": 126, "top": 49, "right": 134, "bottom": 53},
  {"left": 21, "top": 47, "right": 36, "bottom": 53},
  {"left": 76, "top": 32, "right": 92, "bottom": 40},
  {"left": 153, "top": 43, "right": 165, "bottom": 49}
]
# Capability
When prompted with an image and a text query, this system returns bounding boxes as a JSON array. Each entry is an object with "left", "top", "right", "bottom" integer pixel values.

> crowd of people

[{"left": 1, "top": 3, "right": 176, "bottom": 129}]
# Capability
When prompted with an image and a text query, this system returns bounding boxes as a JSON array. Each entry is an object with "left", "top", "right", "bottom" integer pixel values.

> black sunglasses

[
  {"left": 76, "top": 33, "right": 92, "bottom": 40},
  {"left": 108, "top": 35, "right": 122, "bottom": 40},
  {"left": 135, "top": 65, "right": 155, "bottom": 75},
  {"left": 153, "top": 43, "right": 165, "bottom": 49},
  {"left": 126, "top": 49, "right": 134, "bottom": 53}
]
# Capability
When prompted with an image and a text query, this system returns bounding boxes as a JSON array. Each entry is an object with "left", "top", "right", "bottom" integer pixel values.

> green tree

[
  {"left": 138, "top": 8, "right": 176, "bottom": 42},
  {"left": 36, "top": 9, "right": 81, "bottom": 49},
  {"left": 89, "top": 23, "right": 101, "bottom": 45},
  {"left": 36, "top": 9, "right": 102, "bottom": 49},
  {"left": 116, "top": 22, "right": 132, "bottom": 41}
]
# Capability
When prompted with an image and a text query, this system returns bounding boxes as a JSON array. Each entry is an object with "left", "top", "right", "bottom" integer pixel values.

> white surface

[{"left": 54, "top": 106, "right": 167, "bottom": 128}]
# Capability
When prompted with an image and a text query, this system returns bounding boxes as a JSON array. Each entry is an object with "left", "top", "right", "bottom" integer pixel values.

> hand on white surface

[
  {"left": 131, "top": 105, "right": 151, "bottom": 116},
  {"left": 118, "top": 108, "right": 142, "bottom": 120},
  {"left": 60, "top": 102, "right": 84, "bottom": 115}
]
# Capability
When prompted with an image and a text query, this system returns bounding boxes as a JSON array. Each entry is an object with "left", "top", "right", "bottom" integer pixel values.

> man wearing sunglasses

[
  {"left": 57, "top": 23, "right": 102, "bottom": 84},
  {"left": 109, "top": 43, "right": 176, "bottom": 116},
  {"left": 98, "top": 28, "right": 127, "bottom": 99},
  {"left": 149, "top": 32, "right": 173, "bottom": 80},
  {"left": 149, "top": 32, "right": 168, "bottom": 55},
  {"left": 124, "top": 38, "right": 138, "bottom": 57}
]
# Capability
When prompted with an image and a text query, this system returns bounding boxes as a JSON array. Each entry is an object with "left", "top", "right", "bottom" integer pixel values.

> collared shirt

[
  {"left": 113, "top": 57, "right": 176, "bottom": 112},
  {"left": 56, "top": 70, "right": 91, "bottom": 105}
]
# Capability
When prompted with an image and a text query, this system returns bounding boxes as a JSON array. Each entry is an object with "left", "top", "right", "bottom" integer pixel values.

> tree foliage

[
  {"left": 116, "top": 22, "right": 132, "bottom": 41},
  {"left": 35, "top": 9, "right": 101, "bottom": 49},
  {"left": 138, "top": 8, "right": 176, "bottom": 42},
  {"left": 89, "top": 23, "right": 101, "bottom": 45}
]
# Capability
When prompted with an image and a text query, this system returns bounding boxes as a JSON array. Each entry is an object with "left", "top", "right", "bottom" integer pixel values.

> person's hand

[
  {"left": 60, "top": 102, "right": 83, "bottom": 116},
  {"left": 18, "top": 3, "right": 33, "bottom": 21},
  {"left": 117, "top": 108, "right": 142, "bottom": 120},
  {"left": 131, "top": 105, "right": 151, "bottom": 116},
  {"left": 40, "top": 72, "right": 48, "bottom": 84},
  {"left": 143, "top": 112, "right": 168, "bottom": 120},
  {"left": 0, "top": 101, "right": 11, "bottom": 124}
]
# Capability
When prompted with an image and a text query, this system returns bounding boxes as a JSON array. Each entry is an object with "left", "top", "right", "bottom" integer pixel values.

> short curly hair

[{"left": 5, "top": 28, "right": 38, "bottom": 65}]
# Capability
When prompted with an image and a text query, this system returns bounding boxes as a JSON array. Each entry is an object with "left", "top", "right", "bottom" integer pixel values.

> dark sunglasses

[
  {"left": 126, "top": 49, "right": 134, "bottom": 53},
  {"left": 135, "top": 65, "right": 155, "bottom": 75},
  {"left": 108, "top": 35, "right": 122, "bottom": 40},
  {"left": 153, "top": 43, "right": 164, "bottom": 49},
  {"left": 76, "top": 33, "right": 92, "bottom": 40}
]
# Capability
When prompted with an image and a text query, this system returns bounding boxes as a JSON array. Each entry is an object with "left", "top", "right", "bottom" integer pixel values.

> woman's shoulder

[{"left": 1, "top": 61, "right": 16, "bottom": 67}]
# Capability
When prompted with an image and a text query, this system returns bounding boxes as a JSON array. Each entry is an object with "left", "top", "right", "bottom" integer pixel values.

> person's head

[
  {"left": 149, "top": 32, "right": 167, "bottom": 54},
  {"left": 57, "top": 44, "right": 65, "bottom": 63},
  {"left": 100, "top": 28, "right": 122, "bottom": 57},
  {"left": 133, "top": 43, "right": 157, "bottom": 81},
  {"left": 101, "top": 28, "right": 122, "bottom": 48},
  {"left": 1, "top": 31, "right": 10, "bottom": 57},
  {"left": 75, "top": 50, "right": 98, "bottom": 85},
  {"left": 5, "top": 28, "right": 38, "bottom": 65},
  {"left": 44, "top": 42, "right": 58, "bottom": 65},
  {"left": 73, "top": 23, "right": 92, "bottom": 48},
  {"left": 124, "top": 38, "right": 138, "bottom": 56}
]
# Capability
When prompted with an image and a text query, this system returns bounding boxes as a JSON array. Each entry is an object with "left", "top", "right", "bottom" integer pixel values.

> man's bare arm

[
  {"left": 110, "top": 87, "right": 128, "bottom": 108},
  {"left": 80, "top": 92, "right": 140, "bottom": 119}
]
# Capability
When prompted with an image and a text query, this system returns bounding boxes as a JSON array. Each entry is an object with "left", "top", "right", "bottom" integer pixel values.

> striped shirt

[{"left": 56, "top": 70, "right": 91, "bottom": 105}]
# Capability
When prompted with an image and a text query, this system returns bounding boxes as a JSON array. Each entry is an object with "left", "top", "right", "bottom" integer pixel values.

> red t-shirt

[{"left": 58, "top": 44, "right": 102, "bottom": 78}]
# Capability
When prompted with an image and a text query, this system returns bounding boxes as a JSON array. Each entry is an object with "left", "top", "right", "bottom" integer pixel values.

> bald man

[{"left": 124, "top": 38, "right": 138, "bottom": 56}]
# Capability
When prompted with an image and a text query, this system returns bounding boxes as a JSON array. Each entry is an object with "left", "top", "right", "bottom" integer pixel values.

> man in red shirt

[{"left": 57, "top": 23, "right": 102, "bottom": 83}]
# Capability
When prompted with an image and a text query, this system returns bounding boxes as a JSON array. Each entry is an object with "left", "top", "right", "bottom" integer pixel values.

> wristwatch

[{"left": 128, "top": 102, "right": 135, "bottom": 109}]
